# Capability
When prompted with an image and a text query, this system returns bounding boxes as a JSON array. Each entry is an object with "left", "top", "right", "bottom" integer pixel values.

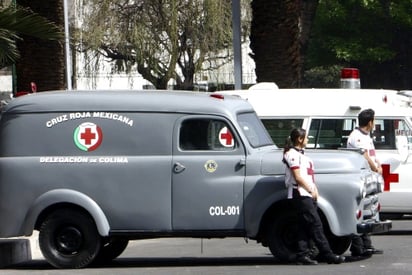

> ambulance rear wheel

[
  {"left": 39, "top": 209, "right": 101, "bottom": 269},
  {"left": 267, "top": 210, "right": 299, "bottom": 262}
]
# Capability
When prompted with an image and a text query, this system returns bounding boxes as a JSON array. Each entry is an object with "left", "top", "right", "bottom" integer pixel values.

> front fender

[
  {"left": 317, "top": 197, "right": 350, "bottom": 236},
  {"left": 243, "top": 175, "right": 287, "bottom": 237},
  {"left": 21, "top": 189, "right": 110, "bottom": 237}
]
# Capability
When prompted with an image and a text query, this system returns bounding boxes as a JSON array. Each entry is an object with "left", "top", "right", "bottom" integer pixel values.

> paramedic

[
  {"left": 283, "top": 128, "right": 345, "bottom": 265},
  {"left": 347, "top": 108, "right": 384, "bottom": 257}
]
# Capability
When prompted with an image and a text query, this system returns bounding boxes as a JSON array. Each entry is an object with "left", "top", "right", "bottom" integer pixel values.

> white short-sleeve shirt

[
  {"left": 283, "top": 148, "right": 315, "bottom": 199},
  {"left": 347, "top": 128, "right": 378, "bottom": 166}
]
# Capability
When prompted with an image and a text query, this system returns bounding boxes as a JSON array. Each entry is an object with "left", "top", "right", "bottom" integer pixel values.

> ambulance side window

[
  {"left": 179, "top": 119, "right": 236, "bottom": 151},
  {"left": 308, "top": 119, "right": 355, "bottom": 149},
  {"left": 261, "top": 119, "right": 304, "bottom": 147},
  {"left": 373, "top": 119, "right": 411, "bottom": 150}
]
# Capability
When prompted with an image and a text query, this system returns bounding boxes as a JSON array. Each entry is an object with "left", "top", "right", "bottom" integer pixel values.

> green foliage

[
  {"left": 308, "top": 0, "right": 394, "bottom": 65},
  {"left": 0, "top": 29, "right": 19, "bottom": 67},
  {"left": 305, "top": 0, "right": 412, "bottom": 89},
  {"left": 303, "top": 65, "right": 341, "bottom": 88},
  {"left": 389, "top": 1, "right": 412, "bottom": 27},
  {"left": 78, "top": 0, "right": 235, "bottom": 89},
  {"left": 0, "top": 5, "right": 62, "bottom": 67}
]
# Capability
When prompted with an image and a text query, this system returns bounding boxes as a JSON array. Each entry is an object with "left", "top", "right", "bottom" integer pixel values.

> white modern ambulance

[{"left": 218, "top": 82, "right": 412, "bottom": 218}]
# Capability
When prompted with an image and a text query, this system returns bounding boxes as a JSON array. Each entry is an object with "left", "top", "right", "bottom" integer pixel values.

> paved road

[{"left": 3, "top": 219, "right": 412, "bottom": 274}]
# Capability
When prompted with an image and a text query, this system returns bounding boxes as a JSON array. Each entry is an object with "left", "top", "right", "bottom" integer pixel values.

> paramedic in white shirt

[
  {"left": 283, "top": 128, "right": 345, "bottom": 265},
  {"left": 347, "top": 108, "right": 383, "bottom": 257}
]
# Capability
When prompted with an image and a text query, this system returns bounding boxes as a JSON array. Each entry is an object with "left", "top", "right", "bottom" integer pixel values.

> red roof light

[{"left": 341, "top": 68, "right": 360, "bottom": 79}]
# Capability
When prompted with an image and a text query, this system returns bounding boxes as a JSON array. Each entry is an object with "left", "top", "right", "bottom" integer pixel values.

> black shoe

[
  {"left": 320, "top": 254, "right": 345, "bottom": 264},
  {"left": 351, "top": 249, "right": 373, "bottom": 257},
  {"left": 365, "top": 248, "right": 384, "bottom": 255},
  {"left": 296, "top": 255, "right": 318, "bottom": 265}
]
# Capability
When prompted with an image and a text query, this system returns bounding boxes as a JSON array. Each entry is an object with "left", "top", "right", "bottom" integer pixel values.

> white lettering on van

[
  {"left": 209, "top": 206, "right": 240, "bottom": 216},
  {"left": 98, "top": 157, "right": 128, "bottom": 163},
  {"left": 70, "top": 112, "right": 92, "bottom": 120},
  {"left": 46, "top": 112, "right": 134, "bottom": 127},
  {"left": 93, "top": 112, "right": 134, "bottom": 126},
  {"left": 39, "top": 156, "right": 129, "bottom": 164},
  {"left": 40, "top": 156, "right": 89, "bottom": 163},
  {"left": 46, "top": 115, "right": 68, "bottom": 128}
]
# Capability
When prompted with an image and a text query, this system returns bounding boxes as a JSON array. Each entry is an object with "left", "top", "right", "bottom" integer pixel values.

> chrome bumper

[{"left": 357, "top": 220, "right": 392, "bottom": 234}]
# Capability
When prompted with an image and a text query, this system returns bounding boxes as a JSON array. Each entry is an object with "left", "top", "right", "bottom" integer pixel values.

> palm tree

[
  {"left": 249, "top": 0, "right": 300, "bottom": 88},
  {"left": 0, "top": 5, "right": 61, "bottom": 68},
  {"left": 249, "top": 0, "right": 318, "bottom": 88},
  {"left": 12, "top": 0, "right": 64, "bottom": 92}
]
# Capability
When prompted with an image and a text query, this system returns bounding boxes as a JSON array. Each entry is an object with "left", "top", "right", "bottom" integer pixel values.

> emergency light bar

[{"left": 340, "top": 68, "right": 361, "bottom": 89}]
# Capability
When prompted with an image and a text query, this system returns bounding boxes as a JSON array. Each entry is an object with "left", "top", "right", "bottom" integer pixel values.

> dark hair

[
  {"left": 283, "top": 128, "right": 306, "bottom": 154},
  {"left": 358, "top": 109, "right": 375, "bottom": 127}
]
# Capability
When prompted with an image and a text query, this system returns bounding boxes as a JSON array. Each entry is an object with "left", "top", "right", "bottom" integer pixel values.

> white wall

[{"left": 0, "top": 75, "right": 12, "bottom": 93}]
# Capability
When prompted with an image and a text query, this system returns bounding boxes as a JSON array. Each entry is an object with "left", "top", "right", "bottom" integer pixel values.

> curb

[
  {"left": 28, "top": 231, "right": 43, "bottom": 260},
  {"left": 0, "top": 238, "right": 31, "bottom": 268}
]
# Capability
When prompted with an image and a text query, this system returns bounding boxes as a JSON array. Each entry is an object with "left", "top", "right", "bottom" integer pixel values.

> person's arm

[
  {"left": 291, "top": 168, "right": 318, "bottom": 200},
  {"left": 363, "top": 152, "right": 382, "bottom": 174}
]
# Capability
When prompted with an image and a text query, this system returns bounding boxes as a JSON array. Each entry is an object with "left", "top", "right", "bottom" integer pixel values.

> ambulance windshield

[{"left": 237, "top": 112, "right": 274, "bottom": 148}]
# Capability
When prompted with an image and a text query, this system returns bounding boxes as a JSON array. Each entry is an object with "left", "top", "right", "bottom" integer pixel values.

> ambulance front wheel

[{"left": 39, "top": 208, "right": 102, "bottom": 269}]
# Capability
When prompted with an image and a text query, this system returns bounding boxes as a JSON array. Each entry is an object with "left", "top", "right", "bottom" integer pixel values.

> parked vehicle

[
  {"left": 219, "top": 83, "right": 412, "bottom": 218},
  {"left": 0, "top": 90, "right": 390, "bottom": 268}
]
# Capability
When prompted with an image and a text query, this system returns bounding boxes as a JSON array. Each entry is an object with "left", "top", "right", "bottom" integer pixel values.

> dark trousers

[
  {"left": 350, "top": 234, "right": 372, "bottom": 254},
  {"left": 293, "top": 190, "right": 333, "bottom": 257}
]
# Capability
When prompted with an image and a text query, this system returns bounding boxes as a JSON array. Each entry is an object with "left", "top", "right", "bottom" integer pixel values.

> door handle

[
  {"left": 239, "top": 157, "right": 246, "bottom": 166},
  {"left": 235, "top": 157, "right": 246, "bottom": 171},
  {"left": 173, "top": 162, "right": 186, "bottom": 173}
]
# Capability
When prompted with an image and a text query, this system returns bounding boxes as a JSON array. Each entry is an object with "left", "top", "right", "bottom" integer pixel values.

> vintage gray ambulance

[{"left": 0, "top": 90, "right": 390, "bottom": 268}]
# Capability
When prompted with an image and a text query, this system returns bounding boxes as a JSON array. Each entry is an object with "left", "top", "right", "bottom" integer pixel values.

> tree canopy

[
  {"left": 78, "top": 0, "right": 243, "bottom": 89},
  {"left": 7, "top": 0, "right": 412, "bottom": 91},
  {"left": 305, "top": 0, "right": 412, "bottom": 89},
  {"left": 0, "top": 4, "right": 62, "bottom": 68}
]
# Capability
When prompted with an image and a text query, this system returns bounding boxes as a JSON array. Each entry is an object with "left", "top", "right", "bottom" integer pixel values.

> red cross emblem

[
  {"left": 219, "top": 127, "right": 234, "bottom": 147},
  {"left": 81, "top": 128, "right": 96, "bottom": 145},
  {"left": 307, "top": 162, "right": 315, "bottom": 183},
  {"left": 74, "top": 122, "right": 103, "bottom": 151},
  {"left": 381, "top": 164, "right": 398, "bottom": 191}
]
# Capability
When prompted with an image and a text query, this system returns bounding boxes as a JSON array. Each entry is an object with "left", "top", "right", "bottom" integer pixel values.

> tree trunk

[
  {"left": 15, "top": 0, "right": 66, "bottom": 92},
  {"left": 250, "top": 0, "right": 301, "bottom": 88},
  {"left": 250, "top": 0, "right": 318, "bottom": 88},
  {"left": 299, "top": 0, "right": 319, "bottom": 69}
]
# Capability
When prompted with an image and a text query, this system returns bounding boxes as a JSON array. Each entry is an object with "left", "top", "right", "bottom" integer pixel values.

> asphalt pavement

[{"left": 2, "top": 218, "right": 412, "bottom": 274}]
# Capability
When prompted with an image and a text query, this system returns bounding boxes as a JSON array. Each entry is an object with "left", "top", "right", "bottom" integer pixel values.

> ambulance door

[
  {"left": 372, "top": 118, "right": 412, "bottom": 214},
  {"left": 171, "top": 116, "right": 246, "bottom": 230}
]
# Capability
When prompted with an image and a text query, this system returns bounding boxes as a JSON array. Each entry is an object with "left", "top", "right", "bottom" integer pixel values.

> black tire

[
  {"left": 319, "top": 212, "right": 351, "bottom": 255},
  {"left": 267, "top": 210, "right": 299, "bottom": 262},
  {"left": 94, "top": 238, "right": 129, "bottom": 263},
  {"left": 39, "top": 209, "right": 102, "bottom": 269},
  {"left": 327, "top": 235, "right": 352, "bottom": 255}
]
